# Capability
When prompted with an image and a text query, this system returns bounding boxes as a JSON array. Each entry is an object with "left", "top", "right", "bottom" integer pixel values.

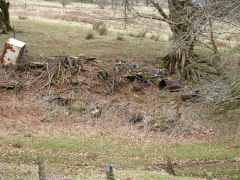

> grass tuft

[
  {"left": 93, "top": 21, "right": 104, "bottom": 31},
  {"left": 151, "top": 34, "right": 159, "bottom": 41},
  {"left": 136, "top": 31, "right": 146, "bottom": 38},
  {"left": 85, "top": 31, "right": 94, "bottom": 40},
  {"left": 98, "top": 25, "right": 108, "bottom": 36},
  {"left": 116, "top": 35, "right": 124, "bottom": 41}
]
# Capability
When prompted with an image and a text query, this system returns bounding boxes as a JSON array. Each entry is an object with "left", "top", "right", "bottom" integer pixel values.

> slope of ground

[
  {"left": 0, "top": 94, "right": 239, "bottom": 179},
  {"left": 0, "top": 7, "right": 240, "bottom": 180}
]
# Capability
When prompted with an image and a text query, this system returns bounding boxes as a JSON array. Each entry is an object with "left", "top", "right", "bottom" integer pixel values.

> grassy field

[
  {"left": 0, "top": 1, "right": 240, "bottom": 179},
  {"left": 0, "top": 18, "right": 169, "bottom": 65},
  {"left": 0, "top": 118, "right": 239, "bottom": 179}
]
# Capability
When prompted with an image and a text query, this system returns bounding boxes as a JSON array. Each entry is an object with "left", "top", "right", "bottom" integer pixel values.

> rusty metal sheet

[
  {"left": 1, "top": 38, "right": 25, "bottom": 66},
  {"left": 159, "top": 80, "right": 182, "bottom": 91}
]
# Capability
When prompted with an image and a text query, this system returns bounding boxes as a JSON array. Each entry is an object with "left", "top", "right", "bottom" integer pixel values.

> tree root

[{"left": 162, "top": 52, "right": 220, "bottom": 82}]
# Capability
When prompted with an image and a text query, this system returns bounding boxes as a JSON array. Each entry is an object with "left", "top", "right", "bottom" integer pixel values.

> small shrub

[
  {"left": 93, "top": 21, "right": 104, "bottom": 31},
  {"left": 117, "top": 35, "right": 124, "bottom": 41},
  {"left": 99, "top": 25, "right": 108, "bottom": 36},
  {"left": 151, "top": 34, "right": 159, "bottom": 41},
  {"left": 133, "top": 94, "right": 145, "bottom": 103},
  {"left": 12, "top": 140, "right": 23, "bottom": 148},
  {"left": 18, "top": 16, "right": 27, "bottom": 20},
  {"left": 168, "top": 35, "right": 173, "bottom": 41},
  {"left": 226, "top": 35, "right": 231, "bottom": 41},
  {"left": 136, "top": 32, "right": 146, "bottom": 38},
  {"left": 80, "top": 17, "right": 95, "bottom": 24},
  {"left": 129, "top": 111, "right": 144, "bottom": 124},
  {"left": 128, "top": 32, "right": 137, "bottom": 37},
  {"left": 93, "top": 22, "right": 108, "bottom": 36},
  {"left": 165, "top": 156, "right": 176, "bottom": 175},
  {"left": 85, "top": 32, "right": 94, "bottom": 40}
]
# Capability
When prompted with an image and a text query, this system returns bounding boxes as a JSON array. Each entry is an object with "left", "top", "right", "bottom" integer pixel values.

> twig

[{"left": 40, "top": 63, "right": 53, "bottom": 91}]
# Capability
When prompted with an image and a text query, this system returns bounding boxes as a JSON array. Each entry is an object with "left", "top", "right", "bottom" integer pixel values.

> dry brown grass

[
  {"left": 0, "top": 89, "right": 238, "bottom": 179},
  {"left": 0, "top": 1, "right": 239, "bottom": 179},
  {"left": 0, "top": 55, "right": 238, "bottom": 178}
]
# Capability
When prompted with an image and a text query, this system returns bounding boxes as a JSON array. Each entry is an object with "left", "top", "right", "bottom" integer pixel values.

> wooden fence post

[
  {"left": 235, "top": 122, "right": 240, "bottom": 148},
  {"left": 206, "top": 172, "right": 213, "bottom": 180},
  {"left": 38, "top": 156, "right": 46, "bottom": 180},
  {"left": 106, "top": 166, "right": 114, "bottom": 180}
]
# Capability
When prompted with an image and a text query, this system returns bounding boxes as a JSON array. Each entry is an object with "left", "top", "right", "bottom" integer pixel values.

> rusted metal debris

[
  {"left": 1, "top": 38, "right": 26, "bottom": 66},
  {"left": 180, "top": 94, "right": 198, "bottom": 101},
  {"left": 159, "top": 80, "right": 182, "bottom": 91}
]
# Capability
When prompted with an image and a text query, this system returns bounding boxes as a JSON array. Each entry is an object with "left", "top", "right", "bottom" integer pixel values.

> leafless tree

[
  {"left": 146, "top": 0, "right": 240, "bottom": 80},
  {"left": 97, "top": 0, "right": 106, "bottom": 9},
  {"left": 0, "top": 0, "right": 11, "bottom": 34}
]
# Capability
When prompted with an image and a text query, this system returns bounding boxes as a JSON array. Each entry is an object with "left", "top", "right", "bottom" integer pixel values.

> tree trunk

[
  {"left": 145, "top": 0, "right": 149, "bottom": 6},
  {"left": 0, "top": 0, "right": 11, "bottom": 34},
  {"left": 165, "top": 29, "right": 197, "bottom": 79},
  {"left": 164, "top": 0, "right": 199, "bottom": 80},
  {"left": 0, "top": 12, "right": 7, "bottom": 34}
]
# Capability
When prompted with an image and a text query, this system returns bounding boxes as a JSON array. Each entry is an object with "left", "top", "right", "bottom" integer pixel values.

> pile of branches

[
  {"left": 0, "top": 55, "right": 146, "bottom": 95},
  {"left": 203, "top": 71, "right": 240, "bottom": 113},
  {"left": 0, "top": 68, "right": 19, "bottom": 89}
]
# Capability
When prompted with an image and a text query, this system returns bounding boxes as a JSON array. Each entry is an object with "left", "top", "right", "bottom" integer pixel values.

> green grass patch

[
  {"left": 1, "top": 134, "right": 239, "bottom": 178},
  {"left": 3, "top": 135, "right": 239, "bottom": 162},
  {"left": 115, "top": 170, "right": 203, "bottom": 180},
  {"left": 0, "top": 18, "right": 167, "bottom": 64},
  {"left": 179, "top": 162, "right": 240, "bottom": 179}
]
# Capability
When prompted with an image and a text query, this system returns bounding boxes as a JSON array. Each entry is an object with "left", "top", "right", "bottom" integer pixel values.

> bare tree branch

[{"left": 149, "top": 0, "right": 170, "bottom": 20}]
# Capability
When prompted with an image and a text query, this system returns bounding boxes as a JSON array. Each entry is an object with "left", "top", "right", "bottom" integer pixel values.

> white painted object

[
  {"left": 90, "top": 109, "right": 100, "bottom": 117},
  {"left": 1, "top": 38, "right": 26, "bottom": 66}
]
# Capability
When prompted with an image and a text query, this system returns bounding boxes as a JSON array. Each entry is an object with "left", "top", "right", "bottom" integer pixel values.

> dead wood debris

[
  {"left": 0, "top": 55, "right": 154, "bottom": 95},
  {"left": 0, "top": 68, "right": 21, "bottom": 89}
]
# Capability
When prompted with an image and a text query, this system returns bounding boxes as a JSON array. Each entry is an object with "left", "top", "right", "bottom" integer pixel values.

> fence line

[
  {"left": 0, "top": 175, "right": 115, "bottom": 180},
  {"left": 0, "top": 157, "right": 117, "bottom": 180}
]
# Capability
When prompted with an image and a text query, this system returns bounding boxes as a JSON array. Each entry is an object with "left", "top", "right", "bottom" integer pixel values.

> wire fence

[
  {"left": 0, "top": 174, "right": 117, "bottom": 180},
  {"left": 0, "top": 176, "right": 110, "bottom": 180},
  {"left": 0, "top": 158, "right": 118, "bottom": 180}
]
